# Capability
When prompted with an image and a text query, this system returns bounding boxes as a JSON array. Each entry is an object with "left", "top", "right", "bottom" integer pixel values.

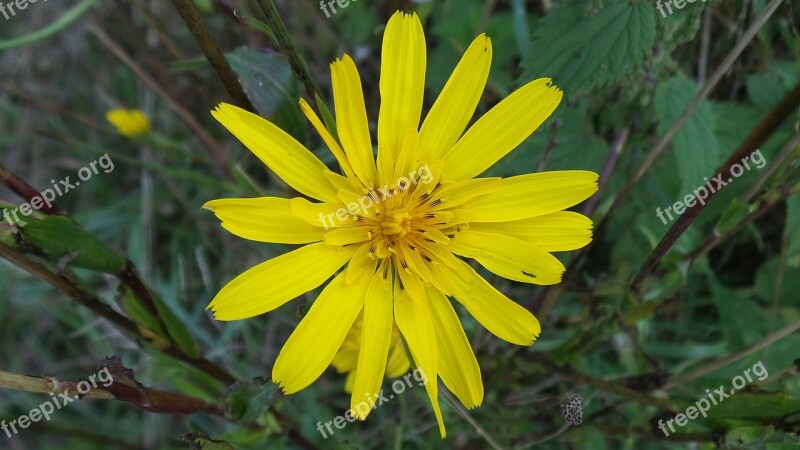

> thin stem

[
  {"left": 171, "top": 0, "right": 255, "bottom": 112},
  {"left": 605, "top": 0, "right": 784, "bottom": 223},
  {"left": 442, "top": 390, "right": 506, "bottom": 450},
  {"left": 661, "top": 319, "right": 800, "bottom": 390},
  {"left": 631, "top": 81, "right": 800, "bottom": 291},
  {"left": 88, "top": 24, "right": 233, "bottom": 180},
  {"left": 0, "top": 241, "right": 236, "bottom": 385},
  {"left": 0, "top": 368, "right": 224, "bottom": 416},
  {"left": 254, "top": 0, "right": 322, "bottom": 101}
]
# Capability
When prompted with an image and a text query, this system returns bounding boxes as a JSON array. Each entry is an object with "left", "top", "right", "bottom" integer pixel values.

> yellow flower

[
  {"left": 105, "top": 108, "right": 150, "bottom": 137},
  {"left": 331, "top": 315, "right": 411, "bottom": 393},
  {"left": 204, "top": 11, "right": 598, "bottom": 437}
]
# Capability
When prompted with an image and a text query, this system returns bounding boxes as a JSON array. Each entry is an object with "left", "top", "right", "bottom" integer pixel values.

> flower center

[{"left": 380, "top": 209, "right": 413, "bottom": 239}]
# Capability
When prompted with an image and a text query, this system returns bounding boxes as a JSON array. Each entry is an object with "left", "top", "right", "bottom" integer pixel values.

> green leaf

[
  {"left": 152, "top": 293, "right": 200, "bottom": 359},
  {"left": 182, "top": 432, "right": 235, "bottom": 450},
  {"left": 119, "top": 285, "right": 164, "bottom": 336},
  {"left": 786, "top": 193, "right": 800, "bottom": 264},
  {"left": 520, "top": 0, "right": 656, "bottom": 94},
  {"left": 655, "top": 75, "right": 721, "bottom": 195},
  {"left": 715, "top": 198, "right": 753, "bottom": 235},
  {"left": 223, "top": 379, "right": 279, "bottom": 424},
  {"left": 226, "top": 47, "right": 305, "bottom": 140},
  {"left": 21, "top": 216, "right": 126, "bottom": 273},
  {"left": 706, "top": 393, "right": 800, "bottom": 419},
  {"left": 0, "top": 0, "right": 99, "bottom": 51}
]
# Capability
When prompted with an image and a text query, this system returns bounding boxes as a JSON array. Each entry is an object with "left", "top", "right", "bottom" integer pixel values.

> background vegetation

[{"left": 1, "top": 0, "right": 799, "bottom": 448}]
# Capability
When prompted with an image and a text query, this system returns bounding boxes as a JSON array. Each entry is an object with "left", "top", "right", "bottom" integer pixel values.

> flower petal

[
  {"left": 346, "top": 244, "right": 378, "bottom": 283},
  {"left": 464, "top": 171, "right": 598, "bottom": 222},
  {"left": 203, "top": 197, "right": 325, "bottom": 244},
  {"left": 427, "top": 287, "right": 483, "bottom": 409},
  {"left": 208, "top": 243, "right": 355, "bottom": 320},
  {"left": 442, "top": 79, "right": 563, "bottom": 181},
  {"left": 273, "top": 271, "right": 369, "bottom": 394},
  {"left": 325, "top": 226, "right": 372, "bottom": 246},
  {"left": 394, "top": 289, "right": 446, "bottom": 438},
  {"left": 378, "top": 12, "right": 426, "bottom": 159},
  {"left": 419, "top": 34, "right": 492, "bottom": 162},
  {"left": 331, "top": 55, "right": 378, "bottom": 186},
  {"left": 289, "top": 197, "right": 348, "bottom": 228},
  {"left": 211, "top": 103, "right": 338, "bottom": 203},
  {"left": 448, "top": 231, "right": 565, "bottom": 285},
  {"left": 432, "top": 257, "right": 541, "bottom": 346},
  {"left": 350, "top": 274, "right": 394, "bottom": 419},
  {"left": 299, "top": 98, "right": 357, "bottom": 180},
  {"left": 470, "top": 211, "right": 593, "bottom": 252}
]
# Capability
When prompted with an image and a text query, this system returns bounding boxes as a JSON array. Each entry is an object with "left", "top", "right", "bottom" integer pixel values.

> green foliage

[
  {"left": 1, "top": 0, "right": 799, "bottom": 449},
  {"left": 521, "top": 0, "right": 657, "bottom": 95},
  {"left": 655, "top": 75, "right": 721, "bottom": 195},
  {"left": 20, "top": 215, "right": 126, "bottom": 273}
]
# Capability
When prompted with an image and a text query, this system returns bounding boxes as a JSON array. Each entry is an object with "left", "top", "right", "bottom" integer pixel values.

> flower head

[
  {"left": 106, "top": 108, "right": 150, "bottom": 137},
  {"left": 204, "top": 11, "right": 598, "bottom": 437}
]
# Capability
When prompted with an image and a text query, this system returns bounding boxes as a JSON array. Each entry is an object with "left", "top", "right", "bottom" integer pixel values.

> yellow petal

[
  {"left": 273, "top": 271, "right": 369, "bottom": 394},
  {"left": 439, "top": 258, "right": 541, "bottom": 346},
  {"left": 425, "top": 178, "right": 502, "bottom": 211},
  {"left": 442, "top": 79, "right": 563, "bottom": 181},
  {"left": 386, "top": 334, "right": 411, "bottom": 377},
  {"left": 324, "top": 226, "right": 372, "bottom": 246},
  {"left": 419, "top": 34, "right": 492, "bottom": 162},
  {"left": 394, "top": 290, "right": 446, "bottom": 438},
  {"left": 346, "top": 243, "right": 378, "bottom": 283},
  {"left": 203, "top": 197, "right": 325, "bottom": 244},
  {"left": 208, "top": 243, "right": 355, "bottom": 320},
  {"left": 211, "top": 103, "right": 339, "bottom": 203},
  {"left": 378, "top": 12, "right": 426, "bottom": 159},
  {"left": 470, "top": 211, "right": 593, "bottom": 252},
  {"left": 448, "top": 231, "right": 565, "bottom": 285},
  {"left": 299, "top": 98, "right": 357, "bottom": 180},
  {"left": 393, "top": 128, "right": 421, "bottom": 186},
  {"left": 427, "top": 287, "right": 483, "bottom": 409},
  {"left": 464, "top": 171, "right": 598, "bottom": 222},
  {"left": 331, "top": 55, "right": 378, "bottom": 186},
  {"left": 350, "top": 274, "right": 394, "bottom": 419},
  {"left": 289, "top": 197, "right": 349, "bottom": 228},
  {"left": 344, "top": 370, "right": 357, "bottom": 393}
]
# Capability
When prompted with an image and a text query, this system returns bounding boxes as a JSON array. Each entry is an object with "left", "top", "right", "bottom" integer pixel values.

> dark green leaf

[{"left": 521, "top": 0, "right": 656, "bottom": 94}]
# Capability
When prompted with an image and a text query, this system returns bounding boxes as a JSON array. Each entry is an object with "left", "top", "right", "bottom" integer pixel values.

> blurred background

[{"left": 1, "top": 0, "right": 799, "bottom": 448}]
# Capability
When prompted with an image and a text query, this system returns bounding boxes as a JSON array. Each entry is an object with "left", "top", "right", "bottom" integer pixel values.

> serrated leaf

[
  {"left": 655, "top": 75, "right": 720, "bottom": 195},
  {"left": 21, "top": 216, "right": 126, "bottom": 273},
  {"left": 521, "top": 0, "right": 656, "bottom": 94}
]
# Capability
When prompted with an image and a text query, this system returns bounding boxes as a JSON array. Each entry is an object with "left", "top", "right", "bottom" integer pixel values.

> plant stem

[
  {"left": 631, "top": 81, "right": 800, "bottom": 292},
  {"left": 171, "top": 0, "right": 255, "bottom": 112},
  {"left": 254, "top": 0, "right": 322, "bottom": 101}
]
